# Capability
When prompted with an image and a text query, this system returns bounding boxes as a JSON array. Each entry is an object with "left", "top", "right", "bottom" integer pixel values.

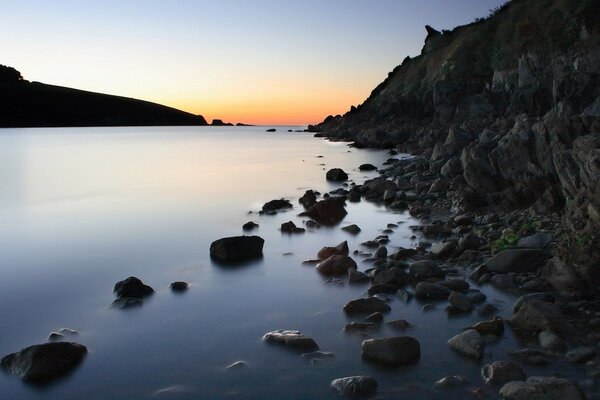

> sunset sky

[{"left": 2, "top": 0, "right": 507, "bottom": 125}]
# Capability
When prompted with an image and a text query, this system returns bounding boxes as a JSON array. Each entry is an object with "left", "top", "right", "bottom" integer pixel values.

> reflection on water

[{"left": 0, "top": 127, "right": 528, "bottom": 399}]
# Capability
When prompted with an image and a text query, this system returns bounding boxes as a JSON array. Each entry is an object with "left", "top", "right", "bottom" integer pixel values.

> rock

[
  {"left": 517, "top": 233, "right": 553, "bottom": 249},
  {"left": 387, "top": 320, "right": 412, "bottom": 331},
  {"left": 464, "top": 289, "right": 486, "bottom": 303},
  {"left": 210, "top": 236, "right": 264, "bottom": 263},
  {"left": 262, "top": 330, "right": 319, "bottom": 352},
  {"left": 483, "top": 249, "right": 549, "bottom": 273},
  {"left": 477, "top": 303, "right": 499, "bottom": 317},
  {"left": 266, "top": 128, "right": 276, "bottom": 132},
  {"left": 439, "top": 279, "right": 470, "bottom": 292},
  {"left": 510, "top": 300, "right": 568, "bottom": 335},
  {"left": 372, "top": 267, "right": 410, "bottom": 286},
  {"left": 538, "top": 330, "right": 566, "bottom": 352},
  {"left": 261, "top": 199, "right": 292, "bottom": 212},
  {"left": 361, "top": 336, "right": 420, "bottom": 366},
  {"left": 565, "top": 347, "right": 596, "bottom": 363},
  {"left": 499, "top": 376, "right": 585, "bottom": 400},
  {"left": 316, "top": 255, "right": 357, "bottom": 276},
  {"left": 490, "top": 274, "right": 518, "bottom": 291},
  {"left": 300, "top": 198, "right": 347, "bottom": 226},
  {"left": 471, "top": 317, "right": 504, "bottom": 336},
  {"left": 448, "top": 291, "right": 473, "bottom": 313},
  {"left": 170, "top": 281, "right": 189, "bottom": 292},
  {"left": 0, "top": 342, "right": 87, "bottom": 383},
  {"left": 459, "top": 233, "right": 481, "bottom": 250},
  {"left": 415, "top": 282, "right": 451, "bottom": 300},
  {"left": 435, "top": 375, "right": 469, "bottom": 388},
  {"left": 299, "top": 190, "right": 317, "bottom": 209},
  {"left": 331, "top": 376, "right": 377, "bottom": 396},
  {"left": 111, "top": 297, "right": 143, "bottom": 309},
  {"left": 342, "top": 224, "right": 361, "bottom": 234},
  {"left": 454, "top": 214, "right": 473, "bottom": 226},
  {"left": 48, "top": 328, "right": 79, "bottom": 341},
  {"left": 428, "top": 178, "right": 450, "bottom": 193},
  {"left": 318, "top": 240, "right": 349, "bottom": 259},
  {"left": 344, "top": 297, "right": 391, "bottom": 315},
  {"left": 509, "top": 348, "right": 554, "bottom": 366},
  {"left": 368, "top": 284, "right": 398, "bottom": 296},
  {"left": 365, "top": 312, "right": 384, "bottom": 323},
  {"left": 113, "top": 276, "right": 154, "bottom": 299},
  {"left": 348, "top": 269, "right": 369, "bottom": 283},
  {"left": 326, "top": 168, "right": 349, "bottom": 182},
  {"left": 359, "top": 164, "right": 378, "bottom": 171},
  {"left": 447, "top": 329, "right": 484, "bottom": 359},
  {"left": 422, "top": 225, "right": 451, "bottom": 236},
  {"left": 429, "top": 242, "right": 457, "bottom": 258},
  {"left": 374, "top": 246, "right": 387, "bottom": 258},
  {"left": 301, "top": 351, "right": 335, "bottom": 361},
  {"left": 226, "top": 361, "right": 248, "bottom": 370},
  {"left": 513, "top": 293, "right": 554, "bottom": 313},
  {"left": 281, "top": 221, "right": 305, "bottom": 233},
  {"left": 409, "top": 260, "right": 442, "bottom": 280},
  {"left": 242, "top": 221, "right": 259, "bottom": 231},
  {"left": 344, "top": 322, "right": 379, "bottom": 334},
  {"left": 482, "top": 361, "right": 526, "bottom": 385}
]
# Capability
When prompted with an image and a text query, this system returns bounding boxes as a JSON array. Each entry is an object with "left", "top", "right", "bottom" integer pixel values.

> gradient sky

[{"left": 1, "top": 0, "right": 507, "bottom": 125}]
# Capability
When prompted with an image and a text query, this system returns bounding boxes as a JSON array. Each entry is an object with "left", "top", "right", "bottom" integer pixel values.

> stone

[
  {"left": 464, "top": 289, "right": 486, "bottom": 303},
  {"left": 226, "top": 361, "right": 248, "bottom": 370},
  {"left": 435, "top": 375, "right": 468, "bottom": 388},
  {"left": 454, "top": 214, "right": 473, "bottom": 226},
  {"left": 439, "top": 279, "right": 470, "bottom": 292},
  {"left": 490, "top": 274, "right": 518, "bottom": 291},
  {"left": 373, "top": 246, "right": 387, "bottom": 258},
  {"left": 318, "top": 240, "right": 349, "bottom": 259},
  {"left": 372, "top": 267, "right": 410, "bottom": 287},
  {"left": 365, "top": 312, "right": 384, "bottom": 323},
  {"left": 348, "top": 269, "right": 369, "bottom": 283},
  {"left": 262, "top": 330, "right": 319, "bottom": 352},
  {"left": 565, "top": 347, "right": 596, "bottom": 363},
  {"left": 300, "top": 198, "right": 347, "bottom": 226},
  {"left": 242, "top": 221, "right": 259, "bottom": 231},
  {"left": 280, "top": 221, "right": 305, "bottom": 233},
  {"left": 326, "top": 168, "right": 348, "bottom": 182},
  {"left": 359, "top": 164, "right": 378, "bottom": 171},
  {"left": 331, "top": 376, "right": 377, "bottom": 396},
  {"left": 447, "top": 329, "right": 484, "bottom": 359},
  {"left": 170, "top": 281, "right": 189, "bottom": 292},
  {"left": 459, "top": 233, "right": 481, "bottom": 250},
  {"left": 299, "top": 190, "right": 317, "bottom": 209},
  {"left": 483, "top": 249, "right": 549, "bottom": 273},
  {"left": 429, "top": 242, "right": 457, "bottom": 258},
  {"left": 513, "top": 293, "right": 554, "bottom": 313},
  {"left": 510, "top": 300, "right": 568, "bottom": 335},
  {"left": 499, "top": 376, "right": 585, "bottom": 400},
  {"left": 387, "top": 320, "right": 412, "bottom": 331},
  {"left": 113, "top": 276, "right": 154, "bottom": 299},
  {"left": 343, "top": 297, "right": 391, "bottom": 315},
  {"left": 428, "top": 178, "right": 451, "bottom": 193},
  {"left": 447, "top": 291, "right": 473, "bottom": 313},
  {"left": 361, "top": 336, "right": 420, "bottom": 366},
  {"left": 517, "top": 233, "right": 553, "bottom": 249},
  {"left": 111, "top": 298, "right": 143, "bottom": 309},
  {"left": 471, "top": 317, "right": 504, "bottom": 336},
  {"left": 1, "top": 342, "right": 87, "bottom": 383},
  {"left": 301, "top": 351, "right": 335, "bottom": 361},
  {"left": 415, "top": 282, "right": 451, "bottom": 300},
  {"left": 261, "top": 199, "right": 292, "bottom": 212},
  {"left": 316, "top": 255, "right": 357, "bottom": 276},
  {"left": 477, "top": 303, "right": 499, "bottom": 317},
  {"left": 368, "top": 284, "right": 398, "bottom": 296},
  {"left": 344, "top": 322, "right": 379, "bottom": 334},
  {"left": 422, "top": 225, "right": 451, "bottom": 236},
  {"left": 210, "top": 236, "right": 264, "bottom": 263},
  {"left": 342, "top": 224, "right": 361, "bottom": 234},
  {"left": 482, "top": 361, "right": 526, "bottom": 385},
  {"left": 409, "top": 260, "right": 442, "bottom": 280}
]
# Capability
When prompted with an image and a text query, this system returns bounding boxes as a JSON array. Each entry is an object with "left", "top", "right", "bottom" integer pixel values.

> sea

[{"left": 0, "top": 126, "right": 555, "bottom": 399}]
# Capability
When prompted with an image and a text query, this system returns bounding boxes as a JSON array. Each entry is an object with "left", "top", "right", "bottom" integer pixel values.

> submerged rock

[
  {"left": 1, "top": 342, "right": 87, "bottom": 384},
  {"left": 242, "top": 221, "right": 259, "bottom": 231},
  {"left": 299, "top": 190, "right": 317, "bottom": 209},
  {"left": 331, "top": 376, "right": 377, "bottom": 396},
  {"left": 358, "top": 164, "right": 378, "bottom": 171},
  {"left": 361, "top": 336, "right": 420, "bottom": 366},
  {"left": 317, "top": 240, "right": 349, "bottom": 259},
  {"left": 170, "top": 281, "right": 189, "bottom": 292},
  {"left": 300, "top": 198, "right": 348, "bottom": 226},
  {"left": 415, "top": 282, "right": 451, "bottom": 300},
  {"left": 262, "top": 330, "right": 319, "bottom": 352},
  {"left": 261, "top": 198, "right": 293, "bottom": 212},
  {"left": 343, "top": 297, "right": 391, "bottom": 315},
  {"left": 342, "top": 224, "right": 361, "bottom": 234},
  {"left": 281, "top": 221, "right": 305, "bottom": 233},
  {"left": 482, "top": 360, "right": 525, "bottom": 385},
  {"left": 499, "top": 376, "right": 585, "bottom": 400},
  {"left": 448, "top": 329, "right": 484, "bottom": 360},
  {"left": 316, "top": 255, "right": 357, "bottom": 276},
  {"left": 209, "top": 236, "right": 264, "bottom": 263}
]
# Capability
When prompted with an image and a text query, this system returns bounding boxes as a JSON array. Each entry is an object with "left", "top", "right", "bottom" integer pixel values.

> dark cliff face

[
  {"left": 313, "top": 0, "right": 600, "bottom": 229},
  {"left": 0, "top": 68, "right": 208, "bottom": 127}
]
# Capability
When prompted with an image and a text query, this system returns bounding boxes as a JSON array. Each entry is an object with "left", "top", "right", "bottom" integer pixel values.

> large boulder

[
  {"left": 482, "top": 361, "right": 526, "bottom": 385},
  {"left": 317, "top": 241, "right": 349, "bottom": 259},
  {"left": 331, "top": 376, "right": 377, "bottom": 396},
  {"left": 326, "top": 168, "right": 349, "bottom": 181},
  {"left": 261, "top": 199, "right": 293, "bottom": 212},
  {"left": 343, "top": 297, "right": 391, "bottom": 315},
  {"left": 316, "top": 255, "right": 357, "bottom": 276},
  {"left": 113, "top": 276, "right": 154, "bottom": 299},
  {"left": 1, "top": 342, "right": 87, "bottom": 384},
  {"left": 415, "top": 282, "right": 451, "bottom": 300},
  {"left": 447, "top": 329, "right": 484, "bottom": 360},
  {"left": 300, "top": 198, "right": 347, "bottom": 226},
  {"left": 209, "top": 236, "right": 264, "bottom": 263},
  {"left": 262, "top": 330, "right": 319, "bottom": 352},
  {"left": 372, "top": 267, "right": 410, "bottom": 287},
  {"left": 409, "top": 260, "right": 443, "bottom": 280},
  {"left": 361, "top": 336, "right": 420, "bottom": 366},
  {"left": 483, "top": 249, "right": 550, "bottom": 273},
  {"left": 299, "top": 190, "right": 317, "bottom": 209},
  {"left": 510, "top": 300, "right": 569, "bottom": 335},
  {"left": 499, "top": 376, "right": 585, "bottom": 400}
]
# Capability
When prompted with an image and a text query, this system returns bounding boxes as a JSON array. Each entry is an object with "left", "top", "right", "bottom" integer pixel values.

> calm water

[{"left": 0, "top": 126, "right": 563, "bottom": 399}]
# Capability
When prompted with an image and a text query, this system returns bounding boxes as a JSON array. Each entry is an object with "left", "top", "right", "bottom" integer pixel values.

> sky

[{"left": 1, "top": 0, "right": 508, "bottom": 125}]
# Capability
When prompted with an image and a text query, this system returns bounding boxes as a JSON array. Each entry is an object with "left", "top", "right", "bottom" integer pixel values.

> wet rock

[
  {"left": 326, "top": 168, "right": 349, "bottom": 182},
  {"left": 299, "top": 190, "right": 317, "bottom": 209},
  {"left": 448, "top": 329, "right": 484, "bottom": 360},
  {"left": 300, "top": 198, "right": 347, "bottom": 226},
  {"left": 499, "top": 376, "right": 585, "bottom": 400},
  {"left": 301, "top": 351, "right": 335, "bottom": 361},
  {"left": 281, "top": 221, "right": 305, "bottom": 234},
  {"left": 471, "top": 317, "right": 505, "bottom": 336},
  {"left": 361, "top": 336, "right": 420, "bottom": 366},
  {"left": 348, "top": 269, "right": 370, "bottom": 284},
  {"left": 422, "top": 225, "right": 451, "bottom": 236},
  {"left": 1, "top": 342, "right": 87, "bottom": 384},
  {"left": 409, "top": 260, "right": 442, "bottom": 280},
  {"left": 331, "top": 376, "right": 377, "bottom": 396},
  {"left": 359, "top": 164, "right": 378, "bottom": 171},
  {"left": 318, "top": 240, "right": 349, "bottom": 260},
  {"left": 365, "top": 312, "right": 384, "bottom": 323},
  {"left": 342, "top": 224, "right": 361, "bottom": 234},
  {"left": 459, "top": 233, "right": 481, "bottom": 250},
  {"left": 509, "top": 348, "right": 554, "bottom": 365},
  {"left": 415, "top": 282, "right": 451, "bottom": 300},
  {"left": 316, "top": 255, "right": 357, "bottom": 276},
  {"left": 113, "top": 276, "right": 154, "bottom": 299},
  {"left": 429, "top": 242, "right": 457, "bottom": 258},
  {"left": 344, "top": 322, "right": 379, "bottom": 334},
  {"left": 373, "top": 246, "right": 387, "bottom": 259},
  {"left": 477, "top": 303, "right": 499, "bottom": 317},
  {"left": 111, "top": 298, "right": 143, "bottom": 309},
  {"left": 389, "top": 247, "right": 418, "bottom": 260},
  {"left": 464, "top": 289, "right": 487, "bottom": 303},
  {"left": 428, "top": 178, "right": 450, "bottom": 193},
  {"left": 262, "top": 330, "right": 319, "bottom": 352},
  {"left": 266, "top": 128, "right": 276, "bottom": 132},
  {"left": 565, "top": 347, "right": 596, "bottom": 363},
  {"left": 517, "top": 232, "right": 553, "bottom": 249},
  {"left": 510, "top": 300, "right": 568, "bottom": 335},
  {"left": 482, "top": 361, "right": 525, "bottom": 385},
  {"left": 242, "top": 221, "right": 259, "bottom": 231},
  {"left": 372, "top": 267, "right": 410, "bottom": 287},
  {"left": 439, "top": 279, "right": 470, "bottom": 292},
  {"left": 170, "top": 281, "right": 189, "bottom": 292},
  {"left": 483, "top": 249, "right": 549, "bottom": 273},
  {"left": 435, "top": 375, "right": 469, "bottom": 388},
  {"left": 210, "top": 236, "right": 264, "bottom": 263},
  {"left": 261, "top": 199, "right": 292, "bottom": 212},
  {"left": 387, "top": 319, "right": 412, "bottom": 331},
  {"left": 368, "top": 284, "right": 398, "bottom": 296},
  {"left": 538, "top": 330, "right": 566, "bottom": 352},
  {"left": 490, "top": 274, "right": 518, "bottom": 291},
  {"left": 454, "top": 215, "right": 473, "bottom": 226},
  {"left": 448, "top": 291, "right": 473, "bottom": 313},
  {"left": 48, "top": 328, "right": 79, "bottom": 341},
  {"left": 513, "top": 292, "right": 554, "bottom": 313},
  {"left": 344, "top": 297, "right": 391, "bottom": 315}
]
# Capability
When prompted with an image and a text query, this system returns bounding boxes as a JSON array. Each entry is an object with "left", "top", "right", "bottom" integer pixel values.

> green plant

[
  {"left": 575, "top": 234, "right": 592, "bottom": 247},
  {"left": 492, "top": 230, "right": 520, "bottom": 253}
]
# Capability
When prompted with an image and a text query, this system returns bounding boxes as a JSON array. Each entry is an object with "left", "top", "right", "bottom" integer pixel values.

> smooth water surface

[{"left": 0, "top": 127, "right": 533, "bottom": 399}]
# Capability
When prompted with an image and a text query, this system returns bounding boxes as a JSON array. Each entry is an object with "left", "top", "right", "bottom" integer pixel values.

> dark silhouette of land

[{"left": 0, "top": 65, "right": 207, "bottom": 127}]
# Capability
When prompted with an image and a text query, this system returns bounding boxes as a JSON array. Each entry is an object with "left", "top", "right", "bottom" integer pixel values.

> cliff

[{"left": 0, "top": 66, "right": 207, "bottom": 127}]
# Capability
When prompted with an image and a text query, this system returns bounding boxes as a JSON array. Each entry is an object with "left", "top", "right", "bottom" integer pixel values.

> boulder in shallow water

[
  {"left": 499, "top": 376, "right": 585, "bottom": 400},
  {"left": 261, "top": 199, "right": 292, "bottom": 212},
  {"left": 262, "top": 330, "right": 319, "bottom": 352},
  {"left": 326, "top": 168, "right": 349, "bottom": 181},
  {"left": 1, "top": 342, "right": 87, "bottom": 384},
  {"left": 317, "top": 240, "right": 349, "bottom": 259},
  {"left": 209, "top": 236, "right": 264, "bottom": 263},
  {"left": 300, "top": 198, "right": 347, "bottom": 226},
  {"left": 361, "top": 336, "right": 420, "bottom": 366},
  {"left": 280, "top": 221, "right": 305, "bottom": 234},
  {"left": 316, "top": 255, "right": 357, "bottom": 276},
  {"left": 299, "top": 190, "right": 317, "bottom": 209},
  {"left": 170, "top": 281, "right": 189, "bottom": 292},
  {"left": 344, "top": 297, "right": 391, "bottom": 315},
  {"left": 483, "top": 249, "right": 549, "bottom": 273},
  {"left": 331, "top": 376, "right": 377, "bottom": 396},
  {"left": 358, "top": 164, "right": 378, "bottom": 171},
  {"left": 482, "top": 360, "right": 525, "bottom": 385},
  {"left": 113, "top": 276, "right": 154, "bottom": 299},
  {"left": 447, "top": 329, "right": 484, "bottom": 359}
]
